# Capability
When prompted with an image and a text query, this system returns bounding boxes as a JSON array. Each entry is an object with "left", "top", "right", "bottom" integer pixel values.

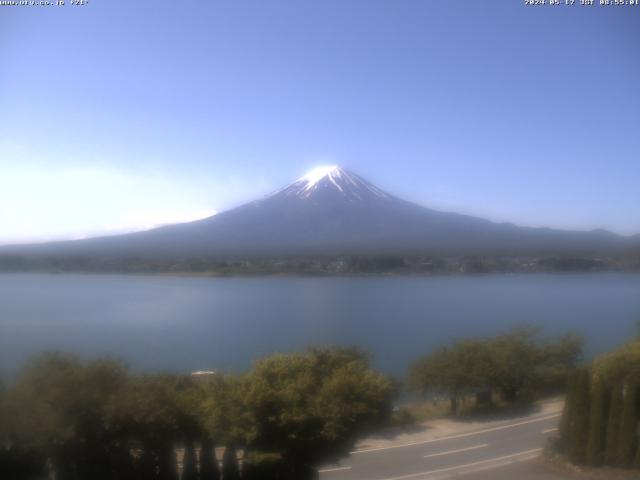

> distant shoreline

[
  {"left": 1, "top": 252, "right": 639, "bottom": 277},
  {"left": 1, "top": 267, "right": 639, "bottom": 279}
]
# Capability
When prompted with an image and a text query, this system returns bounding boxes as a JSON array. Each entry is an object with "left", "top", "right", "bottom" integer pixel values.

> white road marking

[
  {"left": 451, "top": 451, "right": 541, "bottom": 478},
  {"left": 423, "top": 443, "right": 488, "bottom": 459},
  {"left": 542, "top": 427, "right": 558, "bottom": 433},
  {"left": 351, "top": 413, "right": 560, "bottom": 454},
  {"left": 318, "top": 466, "right": 352, "bottom": 473},
  {"left": 381, "top": 448, "right": 543, "bottom": 480}
]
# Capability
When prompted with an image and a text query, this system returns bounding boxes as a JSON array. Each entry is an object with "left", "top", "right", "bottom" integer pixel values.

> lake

[{"left": 1, "top": 273, "right": 639, "bottom": 379}]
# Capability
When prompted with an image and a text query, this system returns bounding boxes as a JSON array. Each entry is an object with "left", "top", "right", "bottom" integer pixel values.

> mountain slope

[{"left": 1, "top": 166, "right": 635, "bottom": 260}]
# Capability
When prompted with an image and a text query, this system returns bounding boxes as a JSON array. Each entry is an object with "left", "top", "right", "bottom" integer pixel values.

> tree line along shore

[{"left": 1, "top": 253, "right": 639, "bottom": 275}]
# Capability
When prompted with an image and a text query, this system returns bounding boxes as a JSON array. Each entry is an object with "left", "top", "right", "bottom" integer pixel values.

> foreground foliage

[{"left": 0, "top": 347, "right": 394, "bottom": 480}]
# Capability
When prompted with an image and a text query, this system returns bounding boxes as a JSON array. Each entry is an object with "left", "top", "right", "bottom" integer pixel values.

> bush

[{"left": 242, "top": 451, "right": 288, "bottom": 480}]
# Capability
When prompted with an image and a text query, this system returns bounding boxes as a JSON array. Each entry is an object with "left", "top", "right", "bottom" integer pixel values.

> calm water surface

[{"left": 1, "top": 273, "right": 639, "bottom": 378}]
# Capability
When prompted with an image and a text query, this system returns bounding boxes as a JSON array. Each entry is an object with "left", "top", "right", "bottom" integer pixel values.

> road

[{"left": 319, "top": 409, "right": 570, "bottom": 480}]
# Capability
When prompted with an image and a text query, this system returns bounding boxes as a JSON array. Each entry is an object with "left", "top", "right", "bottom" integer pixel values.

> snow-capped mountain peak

[
  {"left": 4, "top": 165, "right": 632, "bottom": 261},
  {"left": 275, "top": 166, "right": 390, "bottom": 202},
  {"left": 299, "top": 165, "right": 341, "bottom": 189}
]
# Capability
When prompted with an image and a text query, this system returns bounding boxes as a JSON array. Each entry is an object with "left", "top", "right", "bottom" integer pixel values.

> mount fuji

[{"left": 1, "top": 166, "right": 635, "bottom": 262}]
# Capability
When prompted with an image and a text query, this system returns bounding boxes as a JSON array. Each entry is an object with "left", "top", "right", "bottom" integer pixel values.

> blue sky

[{"left": 1, "top": 0, "right": 639, "bottom": 244}]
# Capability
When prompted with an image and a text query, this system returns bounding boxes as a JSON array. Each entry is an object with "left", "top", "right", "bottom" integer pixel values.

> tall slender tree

[
  {"left": 586, "top": 379, "right": 608, "bottom": 466},
  {"left": 617, "top": 381, "right": 639, "bottom": 466},
  {"left": 604, "top": 384, "right": 623, "bottom": 465},
  {"left": 560, "top": 373, "right": 577, "bottom": 444},
  {"left": 569, "top": 368, "right": 591, "bottom": 464}
]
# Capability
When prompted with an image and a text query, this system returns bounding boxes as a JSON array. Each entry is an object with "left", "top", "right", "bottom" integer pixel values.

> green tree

[
  {"left": 568, "top": 368, "right": 590, "bottom": 464},
  {"left": 244, "top": 346, "right": 394, "bottom": 478},
  {"left": 0, "top": 377, "right": 48, "bottom": 480},
  {"left": 586, "top": 378, "right": 608, "bottom": 466},
  {"left": 617, "top": 381, "right": 639, "bottom": 466},
  {"left": 111, "top": 374, "right": 203, "bottom": 480},
  {"left": 486, "top": 327, "right": 543, "bottom": 403},
  {"left": 559, "top": 373, "right": 576, "bottom": 443},
  {"left": 410, "top": 328, "right": 583, "bottom": 411},
  {"left": 537, "top": 332, "right": 584, "bottom": 393},
  {"left": 591, "top": 340, "right": 640, "bottom": 467},
  {"left": 593, "top": 341, "right": 640, "bottom": 385},
  {"left": 3, "top": 346, "right": 399, "bottom": 480},
  {"left": 200, "top": 374, "right": 250, "bottom": 448},
  {"left": 604, "top": 384, "right": 623, "bottom": 465},
  {"left": 409, "top": 340, "right": 489, "bottom": 414},
  {"left": 6, "top": 352, "right": 129, "bottom": 480}
]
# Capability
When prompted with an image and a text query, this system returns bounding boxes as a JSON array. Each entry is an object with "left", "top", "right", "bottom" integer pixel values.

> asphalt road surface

[{"left": 319, "top": 411, "right": 571, "bottom": 480}]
